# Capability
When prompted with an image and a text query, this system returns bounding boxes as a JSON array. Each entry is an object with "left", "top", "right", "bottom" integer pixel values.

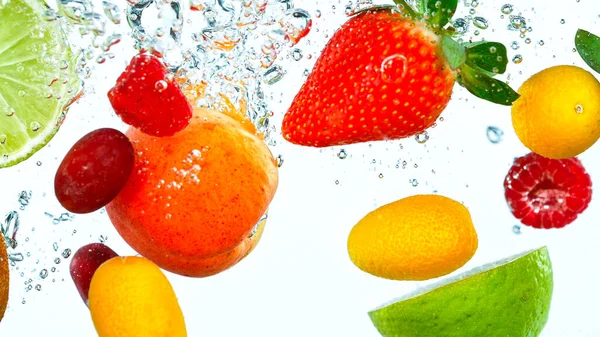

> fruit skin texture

[
  {"left": 282, "top": 8, "right": 455, "bottom": 147},
  {"left": 347, "top": 194, "right": 478, "bottom": 281},
  {"left": 70, "top": 243, "right": 119, "bottom": 305},
  {"left": 54, "top": 128, "right": 135, "bottom": 214},
  {"left": 0, "top": 236, "right": 8, "bottom": 322},
  {"left": 106, "top": 107, "right": 278, "bottom": 277},
  {"left": 89, "top": 256, "right": 187, "bottom": 337},
  {"left": 511, "top": 65, "right": 600, "bottom": 159},
  {"left": 108, "top": 53, "right": 193, "bottom": 137},
  {"left": 369, "top": 247, "right": 553, "bottom": 337},
  {"left": 504, "top": 152, "right": 592, "bottom": 229}
]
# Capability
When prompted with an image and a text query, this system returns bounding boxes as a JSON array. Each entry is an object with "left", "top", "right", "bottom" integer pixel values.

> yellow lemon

[
  {"left": 347, "top": 195, "right": 478, "bottom": 281},
  {"left": 0, "top": 237, "right": 8, "bottom": 322},
  {"left": 89, "top": 256, "right": 187, "bottom": 337},
  {"left": 511, "top": 65, "right": 600, "bottom": 159}
]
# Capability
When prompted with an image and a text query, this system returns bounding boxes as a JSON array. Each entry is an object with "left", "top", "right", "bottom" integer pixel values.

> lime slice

[
  {"left": 369, "top": 247, "right": 553, "bottom": 337},
  {"left": 0, "top": 0, "right": 81, "bottom": 168}
]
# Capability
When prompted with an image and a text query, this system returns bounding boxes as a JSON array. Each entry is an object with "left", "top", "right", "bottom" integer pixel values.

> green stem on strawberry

[
  {"left": 397, "top": 0, "right": 520, "bottom": 106},
  {"left": 575, "top": 29, "right": 600, "bottom": 74}
]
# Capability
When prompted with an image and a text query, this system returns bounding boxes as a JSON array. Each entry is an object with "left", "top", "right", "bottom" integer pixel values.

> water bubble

[
  {"left": 378, "top": 173, "right": 384, "bottom": 179},
  {"left": 155, "top": 80, "right": 168, "bottom": 92},
  {"left": 575, "top": 104, "right": 584, "bottom": 114},
  {"left": 315, "top": 10, "right": 321, "bottom": 18},
  {"left": 18, "top": 191, "right": 31, "bottom": 209},
  {"left": 473, "top": 17, "right": 489, "bottom": 30},
  {"left": 508, "top": 15, "right": 526, "bottom": 30},
  {"left": 469, "top": 8, "right": 476, "bottom": 15},
  {"left": 62, "top": 249, "right": 72, "bottom": 259},
  {"left": 510, "top": 41, "right": 520, "bottom": 50},
  {"left": 381, "top": 54, "right": 407, "bottom": 84},
  {"left": 512, "top": 55, "right": 523, "bottom": 64},
  {"left": 489, "top": 46, "right": 497, "bottom": 54},
  {"left": 39, "top": 269, "right": 48, "bottom": 279},
  {"left": 2, "top": 211, "right": 20, "bottom": 249},
  {"left": 415, "top": 131, "right": 429, "bottom": 144},
  {"left": 99, "top": 235, "right": 107, "bottom": 243},
  {"left": 102, "top": 1, "right": 121, "bottom": 24},
  {"left": 337, "top": 149, "right": 348, "bottom": 159},
  {"left": 524, "top": 38, "right": 531, "bottom": 44},
  {"left": 51, "top": 267, "right": 56, "bottom": 272},
  {"left": 8, "top": 253, "right": 24, "bottom": 262},
  {"left": 52, "top": 242, "right": 59, "bottom": 251},
  {"left": 292, "top": 48, "right": 303, "bottom": 61},
  {"left": 0, "top": 135, "right": 6, "bottom": 145},
  {"left": 512, "top": 225, "right": 521, "bottom": 234},
  {"left": 54, "top": 258, "right": 61, "bottom": 264},
  {"left": 486, "top": 126, "right": 504, "bottom": 144},
  {"left": 264, "top": 65, "right": 286, "bottom": 85},
  {"left": 280, "top": 9, "right": 312, "bottom": 45},
  {"left": 36, "top": 161, "right": 42, "bottom": 166},
  {"left": 35, "top": 284, "right": 42, "bottom": 291},
  {"left": 560, "top": 19, "right": 565, "bottom": 24},
  {"left": 470, "top": 0, "right": 479, "bottom": 7},
  {"left": 276, "top": 154, "right": 284, "bottom": 167},
  {"left": 409, "top": 179, "right": 419, "bottom": 187},
  {"left": 452, "top": 18, "right": 469, "bottom": 34},
  {"left": 501, "top": 4, "right": 513, "bottom": 14}
]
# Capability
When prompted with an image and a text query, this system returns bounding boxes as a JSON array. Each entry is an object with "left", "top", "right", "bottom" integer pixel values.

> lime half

[
  {"left": 0, "top": 0, "right": 81, "bottom": 168},
  {"left": 369, "top": 247, "right": 553, "bottom": 337}
]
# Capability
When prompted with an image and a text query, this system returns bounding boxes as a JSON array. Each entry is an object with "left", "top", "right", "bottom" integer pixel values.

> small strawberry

[
  {"left": 108, "top": 53, "right": 193, "bottom": 137},
  {"left": 282, "top": 2, "right": 520, "bottom": 147},
  {"left": 504, "top": 152, "right": 592, "bottom": 229}
]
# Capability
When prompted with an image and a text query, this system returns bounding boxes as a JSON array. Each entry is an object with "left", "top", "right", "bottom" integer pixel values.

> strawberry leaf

[
  {"left": 457, "top": 65, "right": 520, "bottom": 106},
  {"left": 425, "top": 0, "right": 458, "bottom": 29},
  {"left": 441, "top": 35, "right": 466, "bottom": 70},
  {"left": 575, "top": 29, "right": 600, "bottom": 74},
  {"left": 465, "top": 42, "right": 508, "bottom": 76}
]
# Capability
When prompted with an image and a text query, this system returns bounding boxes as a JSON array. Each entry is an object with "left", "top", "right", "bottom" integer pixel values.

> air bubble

[
  {"left": 575, "top": 104, "right": 584, "bottom": 114},
  {"left": 415, "top": 131, "right": 429, "bottom": 144},
  {"left": 292, "top": 49, "right": 303, "bottom": 61},
  {"left": 473, "top": 17, "right": 489, "bottom": 30},
  {"left": 155, "top": 80, "right": 168, "bottom": 92},
  {"left": 30, "top": 122, "right": 41, "bottom": 132},
  {"left": 512, "top": 55, "right": 523, "bottom": 64},
  {"left": 486, "top": 126, "right": 504, "bottom": 144},
  {"left": 501, "top": 4, "right": 513, "bottom": 14},
  {"left": 337, "top": 149, "right": 347, "bottom": 159}
]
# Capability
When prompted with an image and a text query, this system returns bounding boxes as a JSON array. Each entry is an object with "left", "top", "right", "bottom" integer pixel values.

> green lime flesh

[
  {"left": 369, "top": 247, "right": 553, "bottom": 337},
  {"left": 0, "top": 0, "right": 81, "bottom": 168}
]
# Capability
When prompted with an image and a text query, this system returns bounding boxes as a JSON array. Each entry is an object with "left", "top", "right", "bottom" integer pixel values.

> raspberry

[
  {"left": 504, "top": 152, "right": 592, "bottom": 229},
  {"left": 108, "top": 53, "right": 192, "bottom": 137}
]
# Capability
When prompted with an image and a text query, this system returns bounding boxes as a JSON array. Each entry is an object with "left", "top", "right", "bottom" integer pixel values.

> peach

[{"left": 106, "top": 107, "right": 278, "bottom": 277}]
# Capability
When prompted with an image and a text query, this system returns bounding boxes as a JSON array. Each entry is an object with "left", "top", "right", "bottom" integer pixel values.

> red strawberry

[
  {"left": 281, "top": 4, "right": 520, "bottom": 148},
  {"left": 70, "top": 243, "right": 119, "bottom": 305},
  {"left": 504, "top": 152, "right": 592, "bottom": 229},
  {"left": 282, "top": 8, "right": 455, "bottom": 147},
  {"left": 108, "top": 53, "right": 193, "bottom": 137}
]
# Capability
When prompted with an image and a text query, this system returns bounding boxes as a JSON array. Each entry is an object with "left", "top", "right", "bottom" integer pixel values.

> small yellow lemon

[
  {"left": 347, "top": 195, "right": 478, "bottom": 281},
  {"left": 89, "top": 256, "right": 187, "bottom": 337},
  {"left": 512, "top": 65, "right": 600, "bottom": 159},
  {"left": 0, "top": 237, "right": 8, "bottom": 322}
]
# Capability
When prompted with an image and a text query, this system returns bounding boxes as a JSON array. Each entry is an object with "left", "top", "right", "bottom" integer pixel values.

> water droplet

[
  {"left": 452, "top": 18, "right": 468, "bottom": 34},
  {"left": 575, "top": 104, "right": 584, "bottom": 114},
  {"left": 35, "top": 284, "right": 42, "bottom": 291},
  {"left": 409, "top": 179, "right": 419, "bottom": 187},
  {"left": 381, "top": 54, "right": 407, "bottom": 84},
  {"left": 315, "top": 10, "right": 321, "bottom": 18},
  {"left": 54, "top": 258, "right": 61, "bottom": 264},
  {"left": 18, "top": 90, "right": 26, "bottom": 97},
  {"left": 415, "top": 131, "right": 429, "bottom": 144},
  {"left": 36, "top": 161, "right": 42, "bottom": 166},
  {"left": 501, "top": 4, "right": 513, "bottom": 14},
  {"left": 51, "top": 267, "right": 56, "bottom": 272},
  {"left": 40, "top": 269, "right": 48, "bottom": 279},
  {"left": 292, "top": 48, "right": 303, "bottom": 61},
  {"left": 155, "top": 80, "right": 168, "bottom": 92},
  {"left": 99, "top": 235, "right": 107, "bottom": 243},
  {"left": 473, "top": 17, "right": 489, "bottom": 30},
  {"left": 512, "top": 54, "right": 523, "bottom": 64},
  {"left": 276, "top": 154, "right": 284, "bottom": 167},
  {"left": 281, "top": 9, "right": 312, "bottom": 45},
  {"left": 486, "top": 126, "right": 504, "bottom": 144},
  {"left": 264, "top": 65, "right": 286, "bottom": 85},
  {"left": 470, "top": 0, "right": 479, "bottom": 7},
  {"left": 524, "top": 38, "right": 531, "bottom": 44},
  {"left": 512, "top": 225, "right": 521, "bottom": 234},
  {"left": 538, "top": 40, "right": 545, "bottom": 46},
  {"left": 508, "top": 15, "right": 526, "bottom": 30},
  {"left": 9, "top": 253, "right": 24, "bottom": 262},
  {"left": 510, "top": 41, "right": 520, "bottom": 50},
  {"left": 62, "top": 248, "right": 72, "bottom": 259},
  {"left": 560, "top": 19, "right": 565, "bottom": 24},
  {"left": 337, "top": 149, "right": 347, "bottom": 159},
  {"left": 489, "top": 46, "right": 497, "bottom": 53},
  {"left": 469, "top": 8, "right": 476, "bottom": 15},
  {"left": 102, "top": 1, "right": 121, "bottom": 24},
  {"left": 52, "top": 242, "right": 59, "bottom": 251},
  {"left": 0, "top": 135, "right": 6, "bottom": 145}
]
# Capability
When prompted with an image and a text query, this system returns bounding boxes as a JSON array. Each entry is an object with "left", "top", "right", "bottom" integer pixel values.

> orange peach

[{"left": 106, "top": 107, "right": 278, "bottom": 277}]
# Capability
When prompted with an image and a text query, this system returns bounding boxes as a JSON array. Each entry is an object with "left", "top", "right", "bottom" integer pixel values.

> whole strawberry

[
  {"left": 108, "top": 53, "right": 193, "bottom": 137},
  {"left": 282, "top": 2, "right": 520, "bottom": 147}
]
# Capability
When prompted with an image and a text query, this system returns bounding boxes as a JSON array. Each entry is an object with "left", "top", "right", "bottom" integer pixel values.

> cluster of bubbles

[{"left": 125, "top": 0, "right": 313, "bottom": 142}]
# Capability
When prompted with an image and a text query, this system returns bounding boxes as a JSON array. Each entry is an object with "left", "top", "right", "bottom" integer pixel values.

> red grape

[
  {"left": 54, "top": 128, "right": 134, "bottom": 214},
  {"left": 70, "top": 243, "right": 119, "bottom": 305}
]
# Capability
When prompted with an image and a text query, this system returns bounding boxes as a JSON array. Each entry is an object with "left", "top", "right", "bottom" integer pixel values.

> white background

[{"left": 1, "top": 0, "right": 600, "bottom": 336}]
